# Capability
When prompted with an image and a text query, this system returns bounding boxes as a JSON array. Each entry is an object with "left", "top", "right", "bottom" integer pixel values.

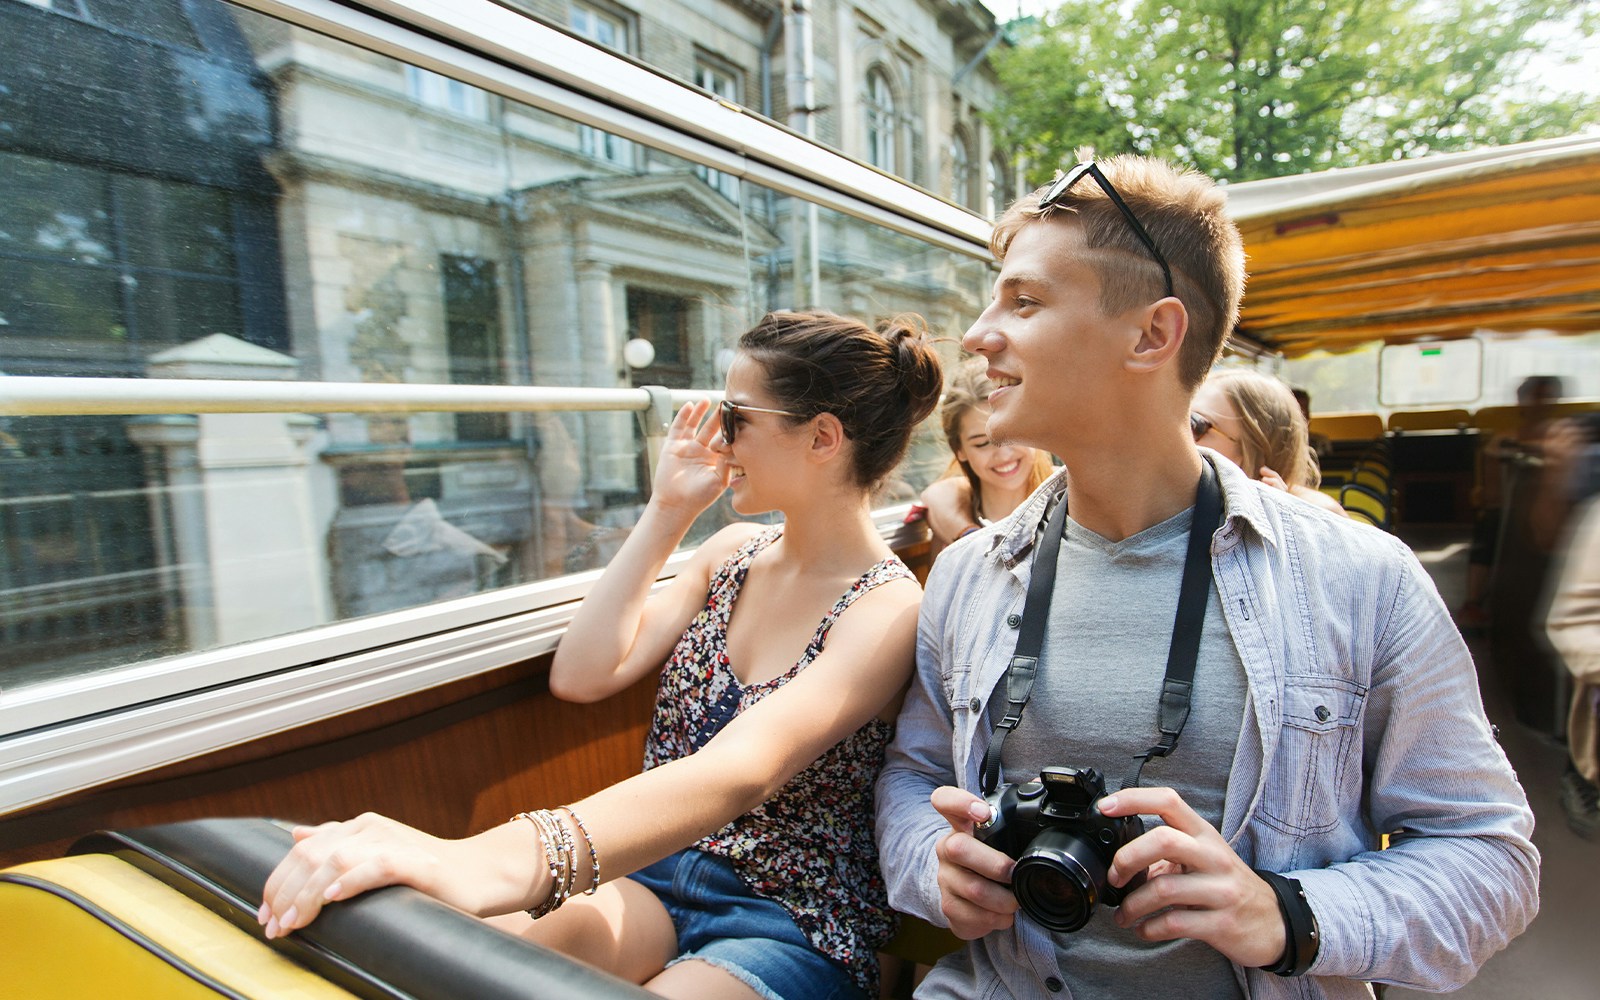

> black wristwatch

[{"left": 1254, "top": 869, "right": 1320, "bottom": 977}]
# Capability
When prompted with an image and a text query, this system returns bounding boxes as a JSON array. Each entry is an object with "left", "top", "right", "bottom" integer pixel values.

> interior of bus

[{"left": 1, "top": 0, "right": 1596, "bottom": 996}]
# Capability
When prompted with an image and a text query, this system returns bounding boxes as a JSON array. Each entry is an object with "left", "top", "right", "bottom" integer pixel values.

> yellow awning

[{"left": 1225, "top": 135, "right": 1600, "bottom": 357}]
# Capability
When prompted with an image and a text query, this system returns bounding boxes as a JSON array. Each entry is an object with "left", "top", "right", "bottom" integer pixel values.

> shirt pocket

[{"left": 1259, "top": 675, "right": 1368, "bottom": 837}]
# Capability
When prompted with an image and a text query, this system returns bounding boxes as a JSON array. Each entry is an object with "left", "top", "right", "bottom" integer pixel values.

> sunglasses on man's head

[
  {"left": 1189, "top": 411, "right": 1239, "bottom": 445},
  {"left": 719, "top": 398, "right": 802, "bottom": 445},
  {"left": 1038, "top": 161, "right": 1175, "bottom": 300}
]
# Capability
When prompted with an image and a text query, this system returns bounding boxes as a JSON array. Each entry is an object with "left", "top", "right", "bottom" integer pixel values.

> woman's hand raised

[{"left": 650, "top": 400, "right": 731, "bottom": 519}]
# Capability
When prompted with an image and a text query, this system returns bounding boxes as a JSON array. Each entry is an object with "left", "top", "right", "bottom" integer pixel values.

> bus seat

[
  {"left": 0, "top": 818, "right": 656, "bottom": 1000},
  {"left": 1350, "top": 466, "right": 1391, "bottom": 495},
  {"left": 1387, "top": 409, "right": 1471, "bottom": 433},
  {"left": 1340, "top": 482, "right": 1391, "bottom": 530},
  {"left": 1308, "top": 412, "right": 1384, "bottom": 442},
  {"left": 1473, "top": 405, "right": 1521, "bottom": 434}
]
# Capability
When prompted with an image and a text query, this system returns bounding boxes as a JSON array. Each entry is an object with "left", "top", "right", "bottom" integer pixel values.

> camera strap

[{"left": 979, "top": 458, "right": 1223, "bottom": 797}]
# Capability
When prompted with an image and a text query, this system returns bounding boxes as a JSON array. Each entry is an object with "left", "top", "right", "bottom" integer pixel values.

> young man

[{"left": 875, "top": 155, "right": 1539, "bottom": 999}]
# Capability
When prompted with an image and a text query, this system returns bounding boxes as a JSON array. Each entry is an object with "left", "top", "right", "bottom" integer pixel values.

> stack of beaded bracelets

[{"left": 513, "top": 806, "right": 600, "bottom": 918}]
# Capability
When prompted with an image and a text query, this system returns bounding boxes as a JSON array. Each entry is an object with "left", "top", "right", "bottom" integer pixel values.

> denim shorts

[{"left": 625, "top": 848, "right": 866, "bottom": 1000}]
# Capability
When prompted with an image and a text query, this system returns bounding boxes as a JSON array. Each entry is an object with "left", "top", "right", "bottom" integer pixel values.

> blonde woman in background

[
  {"left": 1191, "top": 368, "right": 1347, "bottom": 516},
  {"left": 916, "top": 356, "right": 1055, "bottom": 558}
]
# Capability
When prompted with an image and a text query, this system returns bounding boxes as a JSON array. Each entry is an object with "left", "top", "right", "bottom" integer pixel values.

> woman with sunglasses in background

[
  {"left": 914, "top": 356, "right": 1055, "bottom": 559},
  {"left": 1192, "top": 368, "right": 1347, "bottom": 516},
  {"left": 258, "top": 310, "right": 942, "bottom": 1000}
]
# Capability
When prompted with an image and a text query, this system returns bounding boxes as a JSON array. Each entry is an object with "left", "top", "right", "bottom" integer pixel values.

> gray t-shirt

[{"left": 1006, "top": 504, "right": 1248, "bottom": 999}]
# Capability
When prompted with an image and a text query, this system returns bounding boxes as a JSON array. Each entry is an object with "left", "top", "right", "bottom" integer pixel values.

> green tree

[{"left": 988, "top": 0, "right": 1599, "bottom": 183}]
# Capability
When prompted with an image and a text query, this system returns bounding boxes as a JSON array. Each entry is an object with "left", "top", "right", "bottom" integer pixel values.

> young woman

[
  {"left": 915, "top": 356, "right": 1054, "bottom": 558},
  {"left": 257, "top": 310, "right": 944, "bottom": 1000},
  {"left": 1191, "top": 368, "right": 1347, "bottom": 516}
]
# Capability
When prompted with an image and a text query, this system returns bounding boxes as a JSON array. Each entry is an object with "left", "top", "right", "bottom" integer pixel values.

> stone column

[
  {"left": 142, "top": 334, "right": 331, "bottom": 648},
  {"left": 574, "top": 260, "right": 636, "bottom": 495}
]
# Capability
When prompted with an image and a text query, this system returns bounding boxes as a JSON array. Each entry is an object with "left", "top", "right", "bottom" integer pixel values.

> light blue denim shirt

[{"left": 876, "top": 454, "right": 1540, "bottom": 999}]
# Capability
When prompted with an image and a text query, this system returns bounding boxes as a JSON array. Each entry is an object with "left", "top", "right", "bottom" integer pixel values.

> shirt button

[
  {"left": 969, "top": 697, "right": 982, "bottom": 712},
  {"left": 1045, "top": 976, "right": 1064, "bottom": 993},
  {"left": 1006, "top": 613, "right": 1022, "bottom": 627}
]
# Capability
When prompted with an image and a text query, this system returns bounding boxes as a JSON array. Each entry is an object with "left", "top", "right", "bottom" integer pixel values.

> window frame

[{"left": 0, "top": 0, "right": 990, "bottom": 815}]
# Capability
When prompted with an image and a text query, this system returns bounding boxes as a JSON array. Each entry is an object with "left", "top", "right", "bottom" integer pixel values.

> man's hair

[{"left": 990, "top": 154, "right": 1245, "bottom": 390}]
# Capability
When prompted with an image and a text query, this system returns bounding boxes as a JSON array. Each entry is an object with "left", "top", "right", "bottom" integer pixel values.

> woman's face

[
  {"left": 954, "top": 405, "right": 1035, "bottom": 495},
  {"left": 1191, "top": 381, "right": 1248, "bottom": 472},
  {"left": 715, "top": 354, "right": 809, "bottom": 514}
]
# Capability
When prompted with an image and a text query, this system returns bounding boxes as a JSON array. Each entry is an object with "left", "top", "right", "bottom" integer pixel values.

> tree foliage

[{"left": 987, "top": 0, "right": 1600, "bottom": 183}]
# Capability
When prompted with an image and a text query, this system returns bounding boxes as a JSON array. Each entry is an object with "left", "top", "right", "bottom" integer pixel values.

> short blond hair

[{"left": 991, "top": 155, "right": 1245, "bottom": 390}]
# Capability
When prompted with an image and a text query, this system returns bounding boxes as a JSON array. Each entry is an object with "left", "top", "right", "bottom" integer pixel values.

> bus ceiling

[{"left": 1225, "top": 133, "right": 1600, "bottom": 358}]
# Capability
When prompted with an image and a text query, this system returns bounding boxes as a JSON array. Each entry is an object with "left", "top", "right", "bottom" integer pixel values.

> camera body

[{"left": 977, "top": 766, "right": 1145, "bottom": 932}]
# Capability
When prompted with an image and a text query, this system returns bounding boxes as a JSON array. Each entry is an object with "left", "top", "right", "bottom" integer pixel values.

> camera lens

[{"left": 1012, "top": 828, "right": 1110, "bottom": 932}]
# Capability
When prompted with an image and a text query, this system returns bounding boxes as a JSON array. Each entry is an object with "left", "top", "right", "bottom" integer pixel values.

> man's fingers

[
  {"left": 937, "top": 828, "right": 1015, "bottom": 884},
  {"left": 1097, "top": 786, "right": 1209, "bottom": 837},
  {"left": 930, "top": 785, "right": 993, "bottom": 835}
]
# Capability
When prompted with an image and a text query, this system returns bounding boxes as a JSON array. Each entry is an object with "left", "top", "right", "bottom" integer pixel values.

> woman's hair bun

[{"left": 879, "top": 313, "right": 944, "bottom": 426}]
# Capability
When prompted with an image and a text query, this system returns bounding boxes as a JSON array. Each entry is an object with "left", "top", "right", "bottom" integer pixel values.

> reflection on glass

[{"left": 0, "top": 0, "right": 989, "bottom": 693}]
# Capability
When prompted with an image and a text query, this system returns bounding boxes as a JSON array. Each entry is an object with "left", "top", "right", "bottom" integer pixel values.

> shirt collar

[{"left": 992, "top": 448, "right": 1278, "bottom": 567}]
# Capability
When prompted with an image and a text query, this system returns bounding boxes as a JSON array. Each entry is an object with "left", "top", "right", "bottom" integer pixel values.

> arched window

[
  {"left": 951, "top": 129, "right": 974, "bottom": 209},
  {"left": 986, "top": 152, "right": 1013, "bottom": 219},
  {"left": 864, "top": 67, "right": 897, "bottom": 173}
]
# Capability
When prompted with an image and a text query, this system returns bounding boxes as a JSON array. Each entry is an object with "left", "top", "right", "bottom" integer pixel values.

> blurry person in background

[
  {"left": 1192, "top": 370, "right": 1346, "bottom": 517},
  {"left": 1461, "top": 375, "right": 1566, "bottom": 629},
  {"left": 1545, "top": 486, "right": 1600, "bottom": 841},
  {"left": 913, "top": 357, "right": 1055, "bottom": 560},
  {"left": 1541, "top": 412, "right": 1600, "bottom": 841}
]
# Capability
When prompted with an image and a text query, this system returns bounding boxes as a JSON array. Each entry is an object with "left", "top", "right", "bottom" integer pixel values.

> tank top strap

[
  {"left": 805, "top": 555, "right": 914, "bottom": 652},
  {"left": 706, "top": 526, "right": 784, "bottom": 620}
]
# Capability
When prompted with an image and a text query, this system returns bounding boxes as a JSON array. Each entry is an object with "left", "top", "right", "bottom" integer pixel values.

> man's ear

[
  {"left": 1127, "top": 297, "right": 1189, "bottom": 374},
  {"left": 807, "top": 412, "right": 847, "bottom": 464}
]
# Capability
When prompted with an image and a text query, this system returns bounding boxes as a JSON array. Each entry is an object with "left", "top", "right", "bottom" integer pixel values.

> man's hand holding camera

[
  {"left": 932, "top": 785, "right": 1021, "bottom": 939},
  {"left": 931, "top": 783, "right": 1288, "bottom": 969}
]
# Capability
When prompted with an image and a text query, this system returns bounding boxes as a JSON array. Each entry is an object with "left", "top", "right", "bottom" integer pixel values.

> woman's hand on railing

[
  {"left": 259, "top": 813, "right": 544, "bottom": 940},
  {"left": 649, "top": 400, "right": 731, "bottom": 521}
]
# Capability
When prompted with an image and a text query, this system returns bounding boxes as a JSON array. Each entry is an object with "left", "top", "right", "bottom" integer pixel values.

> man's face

[{"left": 961, "top": 220, "right": 1130, "bottom": 453}]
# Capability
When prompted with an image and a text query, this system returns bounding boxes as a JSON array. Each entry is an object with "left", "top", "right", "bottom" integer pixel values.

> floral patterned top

[{"left": 642, "top": 527, "right": 910, "bottom": 995}]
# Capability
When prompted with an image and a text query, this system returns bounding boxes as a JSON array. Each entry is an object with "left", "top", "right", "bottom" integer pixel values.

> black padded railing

[{"left": 70, "top": 818, "right": 657, "bottom": 1000}]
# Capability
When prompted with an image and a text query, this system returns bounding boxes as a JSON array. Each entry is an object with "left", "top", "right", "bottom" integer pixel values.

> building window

[
  {"left": 442, "top": 256, "right": 509, "bottom": 442},
  {"left": 864, "top": 67, "right": 897, "bottom": 174},
  {"left": 693, "top": 57, "right": 742, "bottom": 201},
  {"left": 625, "top": 287, "right": 692, "bottom": 389},
  {"left": 404, "top": 66, "right": 489, "bottom": 120},
  {"left": 951, "top": 129, "right": 974, "bottom": 209},
  {"left": 571, "top": 2, "right": 634, "bottom": 165},
  {"left": 0, "top": 151, "right": 252, "bottom": 377},
  {"left": 986, "top": 152, "right": 1014, "bottom": 219}
]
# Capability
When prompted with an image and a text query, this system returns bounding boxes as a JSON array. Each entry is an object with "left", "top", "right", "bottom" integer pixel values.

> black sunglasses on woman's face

[
  {"left": 719, "top": 398, "right": 802, "bottom": 445},
  {"left": 1190, "top": 411, "right": 1239, "bottom": 444},
  {"left": 1039, "top": 161, "right": 1175, "bottom": 300}
]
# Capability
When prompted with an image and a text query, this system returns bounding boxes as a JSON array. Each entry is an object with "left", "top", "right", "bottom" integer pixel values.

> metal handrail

[{"left": 0, "top": 376, "right": 708, "bottom": 417}]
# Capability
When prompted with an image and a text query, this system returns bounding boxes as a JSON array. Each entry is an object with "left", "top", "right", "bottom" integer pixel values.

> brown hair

[
  {"left": 990, "top": 154, "right": 1245, "bottom": 390},
  {"left": 1209, "top": 369, "right": 1316, "bottom": 488},
  {"left": 939, "top": 356, "right": 1054, "bottom": 520},
  {"left": 739, "top": 310, "right": 944, "bottom": 490}
]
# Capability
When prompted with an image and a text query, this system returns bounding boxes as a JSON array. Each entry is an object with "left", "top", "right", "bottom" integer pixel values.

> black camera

[{"left": 976, "top": 766, "right": 1145, "bottom": 932}]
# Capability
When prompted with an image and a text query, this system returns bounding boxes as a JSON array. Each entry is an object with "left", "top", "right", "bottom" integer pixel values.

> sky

[{"left": 980, "top": 1, "right": 1600, "bottom": 98}]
